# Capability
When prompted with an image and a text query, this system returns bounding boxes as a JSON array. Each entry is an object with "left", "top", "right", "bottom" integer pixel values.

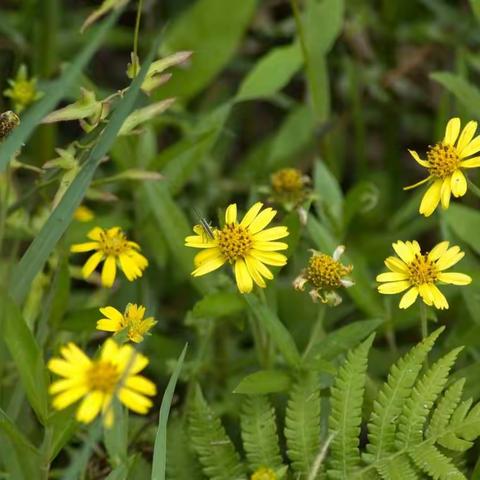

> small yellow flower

[
  {"left": 377, "top": 240, "right": 472, "bottom": 310},
  {"left": 251, "top": 467, "right": 277, "bottom": 480},
  {"left": 97, "top": 304, "right": 157, "bottom": 343},
  {"left": 48, "top": 339, "right": 156, "bottom": 427},
  {"left": 405, "top": 117, "right": 480, "bottom": 217},
  {"left": 185, "top": 202, "right": 289, "bottom": 294},
  {"left": 4, "top": 65, "right": 43, "bottom": 113},
  {"left": 0, "top": 110, "right": 20, "bottom": 140},
  {"left": 71, "top": 226, "right": 148, "bottom": 287},
  {"left": 73, "top": 205, "right": 95, "bottom": 222},
  {"left": 293, "top": 246, "right": 354, "bottom": 305},
  {"left": 269, "top": 167, "right": 310, "bottom": 209}
]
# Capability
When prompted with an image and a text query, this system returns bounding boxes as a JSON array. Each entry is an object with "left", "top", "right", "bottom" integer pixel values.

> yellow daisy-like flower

[
  {"left": 377, "top": 240, "right": 472, "bottom": 310},
  {"left": 71, "top": 226, "right": 148, "bottom": 288},
  {"left": 185, "top": 202, "right": 289, "bottom": 294},
  {"left": 405, "top": 117, "right": 480, "bottom": 217},
  {"left": 251, "top": 467, "right": 277, "bottom": 480},
  {"left": 48, "top": 339, "right": 156, "bottom": 427},
  {"left": 4, "top": 64, "right": 43, "bottom": 113},
  {"left": 73, "top": 205, "right": 95, "bottom": 222},
  {"left": 97, "top": 303, "right": 157, "bottom": 343}
]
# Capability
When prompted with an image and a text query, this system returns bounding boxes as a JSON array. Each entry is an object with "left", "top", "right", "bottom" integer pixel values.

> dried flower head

[
  {"left": 269, "top": 167, "right": 311, "bottom": 210},
  {"left": 0, "top": 110, "right": 20, "bottom": 141}
]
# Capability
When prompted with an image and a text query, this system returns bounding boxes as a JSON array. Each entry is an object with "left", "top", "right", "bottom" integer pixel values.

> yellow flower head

[
  {"left": 377, "top": 240, "right": 472, "bottom": 310},
  {"left": 185, "top": 202, "right": 289, "bottom": 294},
  {"left": 71, "top": 226, "right": 148, "bottom": 287},
  {"left": 97, "top": 304, "right": 157, "bottom": 343},
  {"left": 293, "top": 246, "right": 354, "bottom": 305},
  {"left": 48, "top": 339, "right": 156, "bottom": 427},
  {"left": 269, "top": 167, "right": 310, "bottom": 209},
  {"left": 251, "top": 467, "right": 277, "bottom": 480},
  {"left": 405, "top": 117, "right": 480, "bottom": 217},
  {"left": 0, "top": 110, "right": 20, "bottom": 141},
  {"left": 73, "top": 205, "right": 95, "bottom": 222},
  {"left": 4, "top": 65, "right": 43, "bottom": 113}
]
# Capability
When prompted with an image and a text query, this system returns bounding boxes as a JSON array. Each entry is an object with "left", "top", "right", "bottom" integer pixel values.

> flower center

[
  {"left": 216, "top": 223, "right": 253, "bottom": 261},
  {"left": 426, "top": 143, "right": 460, "bottom": 178},
  {"left": 99, "top": 230, "right": 130, "bottom": 256},
  {"left": 251, "top": 467, "right": 277, "bottom": 480},
  {"left": 14, "top": 81, "right": 35, "bottom": 104},
  {"left": 408, "top": 254, "right": 438, "bottom": 286},
  {"left": 306, "top": 254, "right": 351, "bottom": 289},
  {"left": 87, "top": 361, "right": 119, "bottom": 393},
  {"left": 271, "top": 168, "right": 303, "bottom": 193}
]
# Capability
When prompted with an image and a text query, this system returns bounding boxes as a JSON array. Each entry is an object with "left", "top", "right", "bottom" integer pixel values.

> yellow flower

[
  {"left": 73, "top": 205, "right": 95, "bottom": 222},
  {"left": 185, "top": 202, "right": 289, "bottom": 294},
  {"left": 4, "top": 65, "right": 43, "bottom": 113},
  {"left": 405, "top": 117, "right": 480, "bottom": 217},
  {"left": 293, "top": 246, "right": 354, "bottom": 305},
  {"left": 377, "top": 240, "right": 472, "bottom": 310},
  {"left": 48, "top": 339, "right": 156, "bottom": 427},
  {"left": 71, "top": 226, "right": 148, "bottom": 287},
  {"left": 269, "top": 167, "right": 310, "bottom": 209},
  {"left": 97, "top": 304, "right": 157, "bottom": 343},
  {"left": 251, "top": 467, "right": 277, "bottom": 480}
]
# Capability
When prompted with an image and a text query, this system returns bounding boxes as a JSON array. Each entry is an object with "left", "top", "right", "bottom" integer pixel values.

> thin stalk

[
  {"left": 467, "top": 178, "right": 480, "bottom": 200},
  {"left": 132, "top": 0, "right": 145, "bottom": 76},
  {"left": 40, "top": 426, "right": 53, "bottom": 480},
  {"left": 303, "top": 303, "right": 326, "bottom": 359},
  {"left": 257, "top": 288, "right": 273, "bottom": 368},
  {"left": 420, "top": 302, "right": 429, "bottom": 368}
]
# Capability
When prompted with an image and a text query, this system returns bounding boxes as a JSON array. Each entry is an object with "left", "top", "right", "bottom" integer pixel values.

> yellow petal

[
  {"left": 451, "top": 169, "right": 467, "bottom": 197},
  {"left": 192, "top": 255, "right": 225, "bottom": 276},
  {"left": 437, "top": 272, "right": 472, "bottom": 285},
  {"left": 460, "top": 156, "right": 480, "bottom": 168},
  {"left": 76, "top": 391, "right": 104, "bottom": 423},
  {"left": 248, "top": 208, "right": 277, "bottom": 234},
  {"left": 407, "top": 240, "right": 421, "bottom": 256},
  {"left": 252, "top": 226, "right": 289, "bottom": 241},
  {"left": 99, "top": 306, "right": 123, "bottom": 322},
  {"left": 418, "top": 284, "right": 434, "bottom": 306},
  {"left": 193, "top": 247, "right": 223, "bottom": 267},
  {"left": 244, "top": 255, "right": 266, "bottom": 288},
  {"left": 252, "top": 241, "right": 288, "bottom": 251},
  {"left": 384, "top": 256, "right": 409, "bottom": 273},
  {"left": 225, "top": 204, "right": 237, "bottom": 224},
  {"left": 430, "top": 284, "right": 449, "bottom": 310},
  {"left": 392, "top": 241, "right": 415, "bottom": 264},
  {"left": 419, "top": 179, "right": 442, "bottom": 217},
  {"left": 403, "top": 176, "right": 432, "bottom": 191},
  {"left": 251, "top": 258, "right": 273, "bottom": 280},
  {"left": 440, "top": 177, "right": 451, "bottom": 209},
  {"left": 377, "top": 281, "right": 410, "bottom": 294},
  {"left": 408, "top": 149, "right": 430, "bottom": 167},
  {"left": 82, "top": 251, "right": 104, "bottom": 278},
  {"left": 70, "top": 242, "right": 99, "bottom": 253},
  {"left": 119, "top": 388, "right": 153, "bottom": 414},
  {"left": 240, "top": 202, "right": 263, "bottom": 227},
  {"left": 234, "top": 258, "right": 253, "bottom": 293},
  {"left": 443, "top": 117, "right": 461, "bottom": 145},
  {"left": 459, "top": 135, "right": 480, "bottom": 158},
  {"left": 376, "top": 272, "right": 409, "bottom": 282},
  {"left": 436, "top": 248, "right": 464, "bottom": 271},
  {"left": 456, "top": 120, "right": 477, "bottom": 153},
  {"left": 428, "top": 241, "right": 450, "bottom": 261},
  {"left": 52, "top": 385, "right": 88, "bottom": 410},
  {"left": 60, "top": 343, "right": 91, "bottom": 367},
  {"left": 87, "top": 227, "right": 104, "bottom": 241},
  {"left": 124, "top": 375, "right": 157, "bottom": 396},
  {"left": 399, "top": 287, "right": 419, "bottom": 309},
  {"left": 96, "top": 319, "right": 122, "bottom": 332},
  {"left": 119, "top": 253, "right": 141, "bottom": 281},
  {"left": 250, "top": 249, "right": 287, "bottom": 266},
  {"left": 101, "top": 338, "right": 120, "bottom": 361},
  {"left": 184, "top": 234, "right": 217, "bottom": 248},
  {"left": 101, "top": 255, "right": 117, "bottom": 287},
  {"left": 49, "top": 377, "right": 85, "bottom": 394}
]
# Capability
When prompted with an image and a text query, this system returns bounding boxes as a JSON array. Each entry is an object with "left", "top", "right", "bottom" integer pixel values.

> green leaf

[
  {"left": 48, "top": 408, "right": 78, "bottom": 462},
  {"left": 313, "top": 158, "right": 343, "bottom": 224},
  {"left": 236, "top": 42, "right": 303, "bottom": 102},
  {"left": 156, "top": 0, "right": 256, "bottom": 100},
  {"left": 192, "top": 291, "right": 245, "bottom": 319},
  {"left": 0, "top": 8, "right": 123, "bottom": 171},
  {"left": 9, "top": 26, "right": 164, "bottom": 304},
  {"left": 409, "top": 444, "right": 465, "bottom": 480},
  {"left": 470, "top": 0, "right": 480, "bottom": 21},
  {"left": 104, "top": 403, "right": 128, "bottom": 468},
  {"left": 233, "top": 370, "right": 291, "bottom": 395},
  {"left": 443, "top": 203, "right": 480, "bottom": 255},
  {"left": 151, "top": 344, "right": 188, "bottom": 480},
  {"left": 0, "top": 292, "right": 49, "bottom": 424},
  {"left": 0, "top": 407, "right": 39, "bottom": 457},
  {"left": 244, "top": 293, "right": 301, "bottom": 367}
]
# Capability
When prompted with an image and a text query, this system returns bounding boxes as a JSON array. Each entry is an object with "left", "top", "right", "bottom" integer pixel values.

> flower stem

[
  {"left": 303, "top": 304, "right": 326, "bottom": 359},
  {"left": 420, "top": 302, "right": 429, "bottom": 367},
  {"left": 132, "top": 0, "right": 144, "bottom": 76},
  {"left": 467, "top": 178, "right": 480, "bottom": 200}
]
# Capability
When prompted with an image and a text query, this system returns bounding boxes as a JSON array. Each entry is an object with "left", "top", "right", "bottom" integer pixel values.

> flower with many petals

[
  {"left": 97, "top": 304, "right": 157, "bottom": 343},
  {"left": 405, "top": 117, "right": 480, "bottom": 217},
  {"left": 377, "top": 240, "right": 471, "bottom": 309},
  {"left": 185, "top": 202, "right": 289, "bottom": 294},
  {"left": 71, "top": 226, "right": 148, "bottom": 287},
  {"left": 48, "top": 339, "right": 156, "bottom": 427}
]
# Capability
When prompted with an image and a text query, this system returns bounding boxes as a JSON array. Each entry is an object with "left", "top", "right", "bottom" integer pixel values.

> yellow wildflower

[
  {"left": 269, "top": 167, "right": 310, "bottom": 210},
  {"left": 377, "top": 240, "right": 472, "bottom": 309},
  {"left": 405, "top": 117, "right": 480, "bottom": 216},
  {"left": 251, "top": 467, "right": 277, "bottom": 480},
  {"left": 185, "top": 202, "right": 289, "bottom": 294},
  {"left": 97, "top": 303, "right": 157, "bottom": 343},
  {"left": 48, "top": 339, "right": 156, "bottom": 427},
  {"left": 293, "top": 246, "right": 354, "bottom": 305},
  {"left": 4, "top": 65, "right": 43, "bottom": 113},
  {"left": 71, "top": 226, "right": 148, "bottom": 287},
  {"left": 73, "top": 205, "right": 95, "bottom": 222}
]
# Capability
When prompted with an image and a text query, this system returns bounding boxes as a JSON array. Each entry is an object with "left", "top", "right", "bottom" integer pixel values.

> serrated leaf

[{"left": 234, "top": 370, "right": 291, "bottom": 395}]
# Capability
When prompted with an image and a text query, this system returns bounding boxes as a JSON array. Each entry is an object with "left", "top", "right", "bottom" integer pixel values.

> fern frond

[
  {"left": 188, "top": 386, "right": 246, "bottom": 480},
  {"left": 377, "top": 455, "right": 418, "bottom": 480},
  {"left": 166, "top": 415, "right": 203, "bottom": 480},
  {"left": 396, "top": 347, "right": 463, "bottom": 449},
  {"left": 366, "top": 328, "right": 444, "bottom": 463},
  {"left": 285, "top": 370, "right": 322, "bottom": 478},
  {"left": 409, "top": 444, "right": 465, "bottom": 480},
  {"left": 327, "top": 334, "right": 374, "bottom": 479},
  {"left": 240, "top": 395, "right": 282, "bottom": 471}
]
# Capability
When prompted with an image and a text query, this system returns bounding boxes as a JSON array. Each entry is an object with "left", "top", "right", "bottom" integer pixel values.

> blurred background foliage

[{"left": 3, "top": 0, "right": 480, "bottom": 478}]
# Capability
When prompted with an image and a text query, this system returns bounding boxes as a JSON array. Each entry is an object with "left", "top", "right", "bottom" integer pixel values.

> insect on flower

[{"left": 192, "top": 207, "right": 215, "bottom": 240}]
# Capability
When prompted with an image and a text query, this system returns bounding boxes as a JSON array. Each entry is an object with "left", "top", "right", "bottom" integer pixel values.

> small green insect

[
  {"left": 193, "top": 207, "right": 215, "bottom": 240},
  {"left": 0, "top": 110, "right": 20, "bottom": 141}
]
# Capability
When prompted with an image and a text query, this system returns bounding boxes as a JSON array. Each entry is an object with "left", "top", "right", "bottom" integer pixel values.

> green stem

[
  {"left": 132, "top": 0, "right": 145, "bottom": 76},
  {"left": 467, "top": 178, "right": 480, "bottom": 200},
  {"left": 40, "top": 426, "right": 53, "bottom": 480},
  {"left": 303, "top": 304, "right": 326, "bottom": 359},
  {"left": 420, "top": 302, "right": 428, "bottom": 341}
]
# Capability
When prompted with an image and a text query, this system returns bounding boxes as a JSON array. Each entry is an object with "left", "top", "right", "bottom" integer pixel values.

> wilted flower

[
  {"left": 0, "top": 110, "right": 20, "bottom": 141},
  {"left": 4, "top": 65, "right": 43, "bottom": 113},
  {"left": 293, "top": 246, "right": 354, "bottom": 305},
  {"left": 377, "top": 240, "right": 471, "bottom": 309},
  {"left": 268, "top": 167, "right": 311, "bottom": 210}
]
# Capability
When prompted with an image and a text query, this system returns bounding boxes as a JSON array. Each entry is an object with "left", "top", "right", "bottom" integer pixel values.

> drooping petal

[
  {"left": 70, "top": 242, "right": 99, "bottom": 253},
  {"left": 248, "top": 208, "right": 277, "bottom": 234},
  {"left": 456, "top": 120, "right": 477, "bottom": 153},
  {"left": 408, "top": 149, "right": 430, "bottom": 167},
  {"left": 377, "top": 281, "right": 410, "bottom": 294},
  {"left": 419, "top": 179, "right": 442, "bottom": 217},
  {"left": 252, "top": 226, "right": 289, "bottom": 241},
  {"left": 234, "top": 258, "right": 254, "bottom": 293},
  {"left": 376, "top": 272, "right": 409, "bottom": 282},
  {"left": 191, "top": 255, "right": 225, "bottom": 276},
  {"left": 240, "top": 202, "right": 263, "bottom": 228},
  {"left": 399, "top": 287, "right": 419, "bottom": 309},
  {"left": 82, "top": 251, "right": 104, "bottom": 278},
  {"left": 428, "top": 241, "right": 449, "bottom": 261},
  {"left": 225, "top": 204, "right": 237, "bottom": 224},
  {"left": 101, "top": 255, "right": 117, "bottom": 287},
  {"left": 403, "top": 176, "right": 432, "bottom": 191},
  {"left": 99, "top": 306, "right": 123, "bottom": 322},
  {"left": 451, "top": 169, "right": 467, "bottom": 197},
  {"left": 437, "top": 272, "right": 472, "bottom": 285},
  {"left": 443, "top": 117, "right": 461, "bottom": 146},
  {"left": 76, "top": 391, "right": 104, "bottom": 423},
  {"left": 440, "top": 177, "right": 451, "bottom": 209}
]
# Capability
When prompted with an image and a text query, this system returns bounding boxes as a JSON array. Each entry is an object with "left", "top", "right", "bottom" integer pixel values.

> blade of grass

[
  {"left": 151, "top": 344, "right": 188, "bottom": 480},
  {"left": 9, "top": 28, "right": 165, "bottom": 304},
  {"left": 0, "top": 7, "right": 123, "bottom": 171},
  {"left": 0, "top": 407, "right": 40, "bottom": 456}
]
